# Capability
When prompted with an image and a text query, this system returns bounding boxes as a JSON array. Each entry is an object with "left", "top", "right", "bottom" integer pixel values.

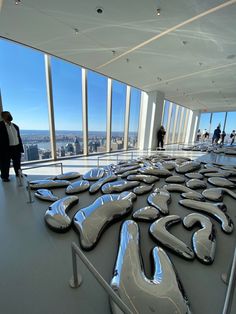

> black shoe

[{"left": 2, "top": 178, "right": 10, "bottom": 182}]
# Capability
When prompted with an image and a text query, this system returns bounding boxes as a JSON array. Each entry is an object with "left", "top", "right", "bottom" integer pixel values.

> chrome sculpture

[
  {"left": 66, "top": 180, "right": 90, "bottom": 194},
  {"left": 56, "top": 171, "right": 81, "bottom": 180},
  {"left": 30, "top": 179, "right": 71, "bottom": 189},
  {"left": 207, "top": 177, "right": 235, "bottom": 188},
  {"left": 102, "top": 180, "right": 139, "bottom": 194},
  {"left": 179, "top": 199, "right": 233, "bottom": 233},
  {"left": 162, "top": 183, "right": 203, "bottom": 199},
  {"left": 203, "top": 172, "right": 230, "bottom": 178},
  {"left": 199, "top": 168, "right": 219, "bottom": 174},
  {"left": 183, "top": 213, "right": 216, "bottom": 264},
  {"left": 185, "top": 172, "right": 204, "bottom": 179},
  {"left": 149, "top": 215, "right": 194, "bottom": 260},
  {"left": 83, "top": 168, "right": 105, "bottom": 181},
  {"left": 202, "top": 187, "right": 236, "bottom": 201},
  {"left": 34, "top": 189, "right": 58, "bottom": 202},
  {"left": 139, "top": 166, "right": 172, "bottom": 177},
  {"left": 73, "top": 192, "right": 136, "bottom": 250},
  {"left": 89, "top": 171, "right": 117, "bottom": 194},
  {"left": 115, "top": 164, "right": 140, "bottom": 175},
  {"left": 186, "top": 179, "right": 207, "bottom": 189},
  {"left": 175, "top": 161, "right": 201, "bottom": 174},
  {"left": 44, "top": 195, "right": 79, "bottom": 232},
  {"left": 132, "top": 206, "right": 160, "bottom": 221},
  {"left": 161, "top": 161, "right": 177, "bottom": 170},
  {"left": 110, "top": 220, "right": 191, "bottom": 314},
  {"left": 133, "top": 184, "right": 154, "bottom": 195},
  {"left": 165, "top": 175, "right": 186, "bottom": 183},
  {"left": 120, "top": 169, "right": 138, "bottom": 178},
  {"left": 181, "top": 192, "right": 205, "bottom": 201},
  {"left": 148, "top": 188, "right": 171, "bottom": 215},
  {"left": 127, "top": 174, "right": 159, "bottom": 184}
]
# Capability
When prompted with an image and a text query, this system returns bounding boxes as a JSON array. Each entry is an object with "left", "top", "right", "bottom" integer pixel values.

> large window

[
  {"left": 0, "top": 39, "right": 50, "bottom": 161},
  {"left": 87, "top": 71, "right": 107, "bottom": 153},
  {"left": 111, "top": 80, "right": 126, "bottom": 151},
  {"left": 162, "top": 100, "right": 170, "bottom": 129},
  {"left": 211, "top": 112, "right": 226, "bottom": 136},
  {"left": 198, "top": 112, "right": 211, "bottom": 134},
  {"left": 167, "top": 103, "right": 176, "bottom": 144},
  {"left": 224, "top": 112, "right": 236, "bottom": 143},
  {"left": 128, "top": 88, "right": 141, "bottom": 148},
  {"left": 51, "top": 57, "right": 83, "bottom": 157}
]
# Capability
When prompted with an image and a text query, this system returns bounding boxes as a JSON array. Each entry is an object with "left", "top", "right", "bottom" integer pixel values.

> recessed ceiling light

[
  {"left": 227, "top": 54, "right": 236, "bottom": 59},
  {"left": 138, "top": 65, "right": 142, "bottom": 69},
  {"left": 74, "top": 28, "right": 79, "bottom": 35},
  {"left": 182, "top": 40, "right": 187, "bottom": 45},
  {"left": 15, "top": 0, "right": 21, "bottom": 4},
  {"left": 199, "top": 62, "right": 203, "bottom": 66},
  {"left": 156, "top": 8, "right": 161, "bottom": 16},
  {"left": 126, "top": 58, "right": 130, "bottom": 63},
  {"left": 96, "top": 6, "right": 103, "bottom": 14},
  {"left": 112, "top": 50, "right": 116, "bottom": 55},
  {"left": 157, "top": 77, "right": 162, "bottom": 81}
]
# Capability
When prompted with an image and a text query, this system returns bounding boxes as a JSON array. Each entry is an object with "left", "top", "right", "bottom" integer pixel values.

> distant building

[
  {"left": 73, "top": 137, "right": 81, "bottom": 155},
  {"left": 41, "top": 151, "right": 51, "bottom": 159},
  {"left": 24, "top": 144, "right": 39, "bottom": 161},
  {"left": 60, "top": 146, "right": 65, "bottom": 157},
  {"left": 65, "top": 143, "right": 74, "bottom": 154}
]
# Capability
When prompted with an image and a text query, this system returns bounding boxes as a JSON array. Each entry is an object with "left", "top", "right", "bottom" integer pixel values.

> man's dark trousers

[{"left": 0, "top": 144, "right": 21, "bottom": 179}]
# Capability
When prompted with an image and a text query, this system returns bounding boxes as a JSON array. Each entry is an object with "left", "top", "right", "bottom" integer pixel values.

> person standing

[
  {"left": 221, "top": 130, "right": 226, "bottom": 145},
  {"left": 157, "top": 126, "right": 166, "bottom": 150},
  {"left": 196, "top": 129, "right": 201, "bottom": 142},
  {"left": 212, "top": 126, "right": 221, "bottom": 144},
  {"left": 230, "top": 130, "right": 236, "bottom": 145},
  {"left": 0, "top": 111, "right": 24, "bottom": 182}
]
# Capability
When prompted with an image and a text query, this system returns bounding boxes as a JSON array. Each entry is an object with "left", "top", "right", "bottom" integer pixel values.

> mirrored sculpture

[
  {"left": 165, "top": 175, "right": 186, "bottom": 183},
  {"left": 199, "top": 168, "right": 219, "bottom": 174},
  {"left": 44, "top": 195, "right": 79, "bottom": 232},
  {"left": 175, "top": 161, "right": 201, "bottom": 174},
  {"left": 202, "top": 187, "right": 236, "bottom": 202},
  {"left": 110, "top": 220, "right": 191, "bottom": 314},
  {"left": 203, "top": 172, "right": 230, "bottom": 178},
  {"left": 186, "top": 179, "right": 207, "bottom": 189},
  {"left": 66, "top": 180, "right": 90, "bottom": 194},
  {"left": 149, "top": 215, "right": 194, "bottom": 260},
  {"left": 73, "top": 192, "right": 136, "bottom": 250},
  {"left": 185, "top": 172, "right": 204, "bottom": 180},
  {"left": 30, "top": 179, "right": 71, "bottom": 189},
  {"left": 133, "top": 184, "right": 154, "bottom": 195},
  {"left": 183, "top": 213, "right": 216, "bottom": 264},
  {"left": 120, "top": 169, "right": 138, "bottom": 178},
  {"left": 132, "top": 206, "right": 160, "bottom": 221},
  {"left": 207, "top": 177, "right": 235, "bottom": 188},
  {"left": 148, "top": 188, "right": 171, "bottom": 215},
  {"left": 89, "top": 171, "right": 117, "bottom": 194},
  {"left": 35, "top": 189, "right": 58, "bottom": 202},
  {"left": 139, "top": 166, "right": 172, "bottom": 177},
  {"left": 127, "top": 174, "right": 159, "bottom": 184},
  {"left": 181, "top": 192, "right": 205, "bottom": 201},
  {"left": 162, "top": 183, "right": 203, "bottom": 200},
  {"left": 162, "top": 161, "right": 177, "bottom": 171},
  {"left": 115, "top": 164, "right": 140, "bottom": 175},
  {"left": 179, "top": 199, "right": 233, "bottom": 234},
  {"left": 56, "top": 171, "right": 80, "bottom": 180},
  {"left": 102, "top": 180, "right": 139, "bottom": 194},
  {"left": 83, "top": 168, "right": 105, "bottom": 181}
]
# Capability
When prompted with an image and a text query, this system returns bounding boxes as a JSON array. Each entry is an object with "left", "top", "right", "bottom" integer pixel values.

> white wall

[{"left": 185, "top": 110, "right": 200, "bottom": 144}]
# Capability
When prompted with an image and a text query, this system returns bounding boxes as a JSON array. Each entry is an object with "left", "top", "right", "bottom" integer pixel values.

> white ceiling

[{"left": 1, "top": 0, "right": 236, "bottom": 111}]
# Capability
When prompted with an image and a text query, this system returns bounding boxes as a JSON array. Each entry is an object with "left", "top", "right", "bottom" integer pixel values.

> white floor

[{"left": 1, "top": 148, "right": 235, "bottom": 314}]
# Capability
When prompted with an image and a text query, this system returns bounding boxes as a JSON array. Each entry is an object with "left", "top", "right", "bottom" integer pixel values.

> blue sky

[
  {"left": 199, "top": 112, "right": 236, "bottom": 134},
  {"left": 0, "top": 38, "right": 140, "bottom": 132}
]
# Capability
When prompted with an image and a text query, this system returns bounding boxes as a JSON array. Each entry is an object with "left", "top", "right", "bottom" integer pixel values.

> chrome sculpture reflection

[
  {"left": 66, "top": 180, "right": 90, "bottom": 194},
  {"left": 185, "top": 172, "right": 204, "bottom": 180},
  {"left": 175, "top": 161, "right": 201, "bottom": 174},
  {"left": 133, "top": 184, "right": 154, "bottom": 195},
  {"left": 148, "top": 188, "right": 171, "bottom": 215},
  {"left": 207, "top": 177, "right": 235, "bottom": 188},
  {"left": 110, "top": 220, "right": 191, "bottom": 314},
  {"left": 162, "top": 183, "right": 203, "bottom": 199},
  {"left": 127, "top": 174, "right": 159, "bottom": 184},
  {"left": 102, "top": 180, "right": 139, "bottom": 194},
  {"left": 115, "top": 164, "right": 140, "bottom": 175},
  {"left": 186, "top": 179, "right": 207, "bottom": 189},
  {"left": 132, "top": 206, "right": 160, "bottom": 221},
  {"left": 44, "top": 196, "right": 79, "bottom": 232},
  {"left": 30, "top": 179, "right": 71, "bottom": 189},
  {"left": 162, "top": 161, "right": 177, "bottom": 170},
  {"left": 202, "top": 187, "right": 236, "bottom": 201},
  {"left": 83, "top": 168, "right": 105, "bottom": 181},
  {"left": 165, "top": 175, "right": 186, "bottom": 183},
  {"left": 120, "top": 169, "right": 138, "bottom": 178},
  {"left": 181, "top": 192, "right": 205, "bottom": 201},
  {"left": 139, "top": 166, "right": 172, "bottom": 177},
  {"left": 73, "top": 192, "right": 136, "bottom": 250},
  {"left": 179, "top": 199, "right": 233, "bottom": 233},
  {"left": 149, "top": 215, "right": 194, "bottom": 260},
  {"left": 183, "top": 213, "right": 216, "bottom": 264},
  {"left": 56, "top": 171, "right": 80, "bottom": 180},
  {"left": 89, "top": 171, "right": 117, "bottom": 194},
  {"left": 35, "top": 189, "right": 58, "bottom": 202}
]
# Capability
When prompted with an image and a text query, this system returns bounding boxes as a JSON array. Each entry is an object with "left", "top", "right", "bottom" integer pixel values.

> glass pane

[
  {"left": 225, "top": 112, "right": 236, "bottom": 144},
  {"left": 174, "top": 106, "right": 181, "bottom": 143},
  {"left": 0, "top": 39, "right": 50, "bottom": 162},
  {"left": 198, "top": 113, "right": 211, "bottom": 134},
  {"left": 179, "top": 108, "right": 187, "bottom": 143},
  {"left": 87, "top": 71, "right": 107, "bottom": 153},
  {"left": 111, "top": 80, "right": 126, "bottom": 151},
  {"left": 168, "top": 104, "right": 176, "bottom": 144},
  {"left": 211, "top": 112, "right": 226, "bottom": 138},
  {"left": 162, "top": 100, "right": 170, "bottom": 129},
  {"left": 51, "top": 57, "right": 83, "bottom": 157},
  {"left": 128, "top": 88, "right": 141, "bottom": 149}
]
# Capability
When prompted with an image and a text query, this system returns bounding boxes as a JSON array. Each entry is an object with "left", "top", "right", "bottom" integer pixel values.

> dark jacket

[
  {"left": 213, "top": 128, "right": 221, "bottom": 139},
  {"left": 157, "top": 128, "right": 166, "bottom": 140},
  {"left": 0, "top": 120, "right": 24, "bottom": 157}
]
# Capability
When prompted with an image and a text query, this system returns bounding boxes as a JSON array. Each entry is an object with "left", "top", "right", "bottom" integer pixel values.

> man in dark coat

[
  {"left": 0, "top": 111, "right": 24, "bottom": 182},
  {"left": 157, "top": 126, "right": 166, "bottom": 150}
]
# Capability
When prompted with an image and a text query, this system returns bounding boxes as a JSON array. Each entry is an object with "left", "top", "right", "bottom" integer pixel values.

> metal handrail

[
  {"left": 69, "top": 242, "right": 132, "bottom": 314},
  {"left": 222, "top": 245, "right": 236, "bottom": 314}
]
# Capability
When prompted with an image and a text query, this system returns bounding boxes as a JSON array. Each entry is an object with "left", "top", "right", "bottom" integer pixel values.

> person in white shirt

[{"left": 0, "top": 111, "right": 24, "bottom": 182}]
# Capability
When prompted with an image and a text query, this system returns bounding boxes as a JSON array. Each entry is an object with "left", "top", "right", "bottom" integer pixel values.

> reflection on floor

[{"left": 1, "top": 148, "right": 235, "bottom": 314}]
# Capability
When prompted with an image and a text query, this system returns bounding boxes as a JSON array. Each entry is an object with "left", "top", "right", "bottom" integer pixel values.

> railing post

[
  {"left": 69, "top": 246, "right": 83, "bottom": 288},
  {"left": 97, "top": 156, "right": 100, "bottom": 167},
  {"left": 116, "top": 154, "right": 119, "bottom": 164},
  {"left": 27, "top": 181, "right": 33, "bottom": 204},
  {"left": 60, "top": 162, "right": 63, "bottom": 174}
]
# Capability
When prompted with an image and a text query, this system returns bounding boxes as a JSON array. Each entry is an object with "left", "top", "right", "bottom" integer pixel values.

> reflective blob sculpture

[
  {"left": 56, "top": 171, "right": 80, "bottom": 180},
  {"left": 30, "top": 179, "right": 71, "bottom": 189},
  {"left": 149, "top": 215, "right": 194, "bottom": 260},
  {"left": 133, "top": 184, "right": 154, "bottom": 195},
  {"left": 110, "top": 220, "right": 191, "bottom": 314},
  {"left": 162, "top": 161, "right": 177, "bottom": 171},
  {"left": 181, "top": 192, "right": 205, "bottom": 201},
  {"left": 183, "top": 213, "right": 216, "bottom": 264},
  {"left": 127, "top": 174, "right": 159, "bottom": 184},
  {"left": 162, "top": 183, "right": 203, "bottom": 200},
  {"left": 175, "top": 161, "right": 201, "bottom": 174},
  {"left": 73, "top": 192, "right": 136, "bottom": 250},
  {"left": 83, "top": 168, "right": 105, "bottom": 181},
  {"left": 66, "top": 180, "right": 90, "bottom": 194},
  {"left": 139, "top": 166, "right": 172, "bottom": 177},
  {"left": 35, "top": 189, "right": 58, "bottom": 202},
  {"left": 89, "top": 171, "right": 117, "bottom": 194},
  {"left": 102, "top": 180, "right": 139, "bottom": 194},
  {"left": 202, "top": 187, "right": 236, "bottom": 202},
  {"left": 120, "top": 169, "right": 138, "bottom": 178},
  {"left": 148, "top": 188, "right": 171, "bottom": 215},
  {"left": 207, "top": 177, "right": 235, "bottom": 188},
  {"left": 186, "top": 179, "right": 207, "bottom": 189},
  {"left": 203, "top": 172, "right": 231, "bottom": 178},
  {"left": 115, "top": 164, "right": 140, "bottom": 175},
  {"left": 179, "top": 199, "right": 233, "bottom": 234},
  {"left": 199, "top": 168, "right": 220, "bottom": 174},
  {"left": 185, "top": 172, "right": 204, "bottom": 180},
  {"left": 44, "top": 196, "right": 79, "bottom": 232},
  {"left": 165, "top": 175, "right": 186, "bottom": 183},
  {"left": 132, "top": 206, "right": 160, "bottom": 221}
]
